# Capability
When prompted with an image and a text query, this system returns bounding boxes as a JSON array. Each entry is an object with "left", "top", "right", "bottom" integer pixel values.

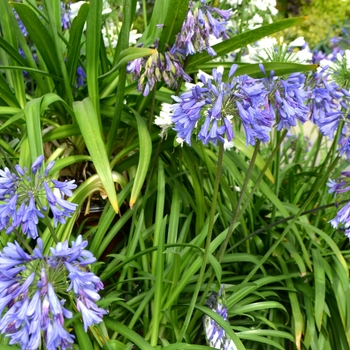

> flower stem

[
  {"left": 40, "top": 209, "right": 59, "bottom": 244},
  {"left": 177, "top": 142, "right": 224, "bottom": 342},
  {"left": 13, "top": 229, "right": 33, "bottom": 254},
  {"left": 216, "top": 140, "right": 261, "bottom": 264}
]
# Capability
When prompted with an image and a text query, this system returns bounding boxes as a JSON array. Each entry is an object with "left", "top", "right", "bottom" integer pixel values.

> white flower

[
  {"left": 289, "top": 36, "right": 306, "bottom": 47},
  {"left": 293, "top": 48, "right": 313, "bottom": 64},
  {"left": 197, "top": 70, "right": 213, "bottom": 81},
  {"left": 344, "top": 50, "right": 350, "bottom": 70},
  {"left": 154, "top": 103, "right": 174, "bottom": 139},
  {"left": 69, "top": 1, "right": 86, "bottom": 21},
  {"left": 223, "top": 139, "right": 234, "bottom": 151},
  {"left": 217, "top": 66, "right": 224, "bottom": 75},
  {"left": 248, "top": 13, "right": 263, "bottom": 30},
  {"left": 176, "top": 137, "right": 185, "bottom": 147},
  {"left": 102, "top": 21, "right": 142, "bottom": 48},
  {"left": 209, "top": 35, "right": 222, "bottom": 47}
]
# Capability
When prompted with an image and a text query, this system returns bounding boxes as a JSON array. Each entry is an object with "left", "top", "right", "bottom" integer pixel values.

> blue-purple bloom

[
  {"left": 307, "top": 67, "right": 350, "bottom": 158},
  {"left": 0, "top": 155, "right": 78, "bottom": 238},
  {"left": 172, "top": 0, "right": 232, "bottom": 57},
  {"left": 127, "top": 47, "right": 191, "bottom": 96},
  {"left": 262, "top": 69, "right": 309, "bottom": 131},
  {"left": 203, "top": 285, "right": 237, "bottom": 350},
  {"left": 327, "top": 172, "right": 350, "bottom": 238},
  {"left": 171, "top": 65, "right": 274, "bottom": 147},
  {"left": 0, "top": 236, "right": 106, "bottom": 349}
]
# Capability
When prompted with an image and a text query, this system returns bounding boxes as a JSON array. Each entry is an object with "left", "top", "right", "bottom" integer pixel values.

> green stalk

[
  {"left": 177, "top": 142, "right": 224, "bottom": 342},
  {"left": 192, "top": 131, "right": 287, "bottom": 326},
  {"left": 216, "top": 140, "right": 261, "bottom": 264},
  {"left": 14, "top": 229, "right": 33, "bottom": 254},
  {"left": 40, "top": 208, "right": 59, "bottom": 244},
  {"left": 270, "top": 130, "right": 280, "bottom": 226}
]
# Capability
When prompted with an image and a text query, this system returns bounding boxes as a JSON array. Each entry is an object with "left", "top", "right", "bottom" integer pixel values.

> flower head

[
  {"left": 127, "top": 47, "right": 191, "bottom": 96},
  {"left": 0, "top": 156, "right": 78, "bottom": 238},
  {"left": 171, "top": 64, "right": 274, "bottom": 147},
  {"left": 203, "top": 285, "right": 237, "bottom": 350},
  {"left": 172, "top": 0, "right": 231, "bottom": 57},
  {"left": 0, "top": 236, "right": 107, "bottom": 349},
  {"left": 262, "top": 70, "right": 309, "bottom": 131},
  {"left": 327, "top": 172, "right": 350, "bottom": 238}
]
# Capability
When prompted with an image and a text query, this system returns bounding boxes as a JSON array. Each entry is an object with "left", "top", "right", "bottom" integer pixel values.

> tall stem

[
  {"left": 177, "top": 143, "right": 224, "bottom": 342},
  {"left": 216, "top": 140, "right": 261, "bottom": 264},
  {"left": 13, "top": 229, "right": 33, "bottom": 254}
]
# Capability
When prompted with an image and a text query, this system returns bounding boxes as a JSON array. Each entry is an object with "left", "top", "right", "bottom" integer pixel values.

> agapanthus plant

[
  {"left": 0, "top": 235, "right": 106, "bottom": 350},
  {"left": 0, "top": 155, "right": 77, "bottom": 239},
  {"left": 157, "top": 64, "right": 275, "bottom": 148}
]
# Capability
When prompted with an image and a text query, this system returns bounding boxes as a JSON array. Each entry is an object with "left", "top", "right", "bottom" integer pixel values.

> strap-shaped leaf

[
  {"left": 129, "top": 109, "right": 152, "bottom": 208},
  {"left": 158, "top": 0, "right": 190, "bottom": 51},
  {"left": 66, "top": 3, "right": 89, "bottom": 87},
  {"left": 11, "top": 3, "right": 61, "bottom": 78},
  {"left": 73, "top": 98, "right": 119, "bottom": 213},
  {"left": 188, "top": 16, "right": 307, "bottom": 69}
]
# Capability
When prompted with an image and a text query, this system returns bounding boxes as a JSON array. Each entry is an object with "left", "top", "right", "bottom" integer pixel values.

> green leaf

[
  {"left": 24, "top": 98, "right": 44, "bottom": 162},
  {"left": 11, "top": 3, "right": 61, "bottom": 78},
  {"left": 85, "top": 0, "right": 102, "bottom": 118},
  {"left": 234, "top": 62, "right": 318, "bottom": 78},
  {"left": 99, "top": 48, "right": 156, "bottom": 82},
  {"left": 312, "top": 249, "right": 326, "bottom": 332},
  {"left": 104, "top": 317, "right": 154, "bottom": 350},
  {"left": 232, "top": 131, "right": 274, "bottom": 183},
  {"left": 73, "top": 98, "right": 119, "bottom": 213},
  {"left": 66, "top": 2, "right": 89, "bottom": 87},
  {"left": 129, "top": 109, "right": 152, "bottom": 208},
  {"left": 158, "top": 0, "right": 189, "bottom": 51},
  {"left": 187, "top": 17, "right": 307, "bottom": 69},
  {"left": 0, "top": 72, "right": 20, "bottom": 107},
  {"left": 196, "top": 304, "right": 246, "bottom": 350},
  {"left": 73, "top": 319, "right": 94, "bottom": 350}
]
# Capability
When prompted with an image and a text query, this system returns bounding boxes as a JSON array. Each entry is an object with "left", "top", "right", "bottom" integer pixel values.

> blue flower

[
  {"left": 203, "top": 285, "right": 237, "bottom": 350},
  {"left": 0, "top": 236, "right": 106, "bottom": 349},
  {"left": 172, "top": 0, "right": 231, "bottom": 57},
  {"left": 127, "top": 46, "right": 191, "bottom": 96},
  {"left": 263, "top": 72, "right": 309, "bottom": 131},
  {"left": 0, "top": 156, "right": 77, "bottom": 238},
  {"left": 171, "top": 65, "right": 274, "bottom": 147}
]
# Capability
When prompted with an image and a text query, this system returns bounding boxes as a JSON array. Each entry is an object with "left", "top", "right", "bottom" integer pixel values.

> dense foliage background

[{"left": 1, "top": 0, "right": 350, "bottom": 349}]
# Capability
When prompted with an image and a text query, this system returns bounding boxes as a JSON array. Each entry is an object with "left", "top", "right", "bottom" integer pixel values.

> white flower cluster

[
  {"left": 227, "top": 0, "right": 278, "bottom": 32},
  {"left": 241, "top": 36, "right": 313, "bottom": 64},
  {"left": 69, "top": 0, "right": 142, "bottom": 48}
]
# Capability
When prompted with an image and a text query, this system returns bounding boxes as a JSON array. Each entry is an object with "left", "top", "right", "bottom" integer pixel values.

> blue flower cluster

[
  {"left": 0, "top": 235, "right": 106, "bottom": 350},
  {"left": 327, "top": 172, "right": 350, "bottom": 238},
  {"left": 262, "top": 69, "right": 309, "bottom": 131},
  {"left": 127, "top": 0, "right": 232, "bottom": 96},
  {"left": 171, "top": 65, "right": 275, "bottom": 147},
  {"left": 308, "top": 67, "right": 350, "bottom": 158},
  {"left": 203, "top": 286, "right": 237, "bottom": 350},
  {"left": 127, "top": 48, "right": 191, "bottom": 96},
  {"left": 0, "top": 155, "right": 77, "bottom": 239},
  {"left": 172, "top": 0, "right": 232, "bottom": 56}
]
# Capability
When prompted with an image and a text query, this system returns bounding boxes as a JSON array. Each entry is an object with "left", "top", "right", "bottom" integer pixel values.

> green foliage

[{"left": 0, "top": 0, "right": 349, "bottom": 349}]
